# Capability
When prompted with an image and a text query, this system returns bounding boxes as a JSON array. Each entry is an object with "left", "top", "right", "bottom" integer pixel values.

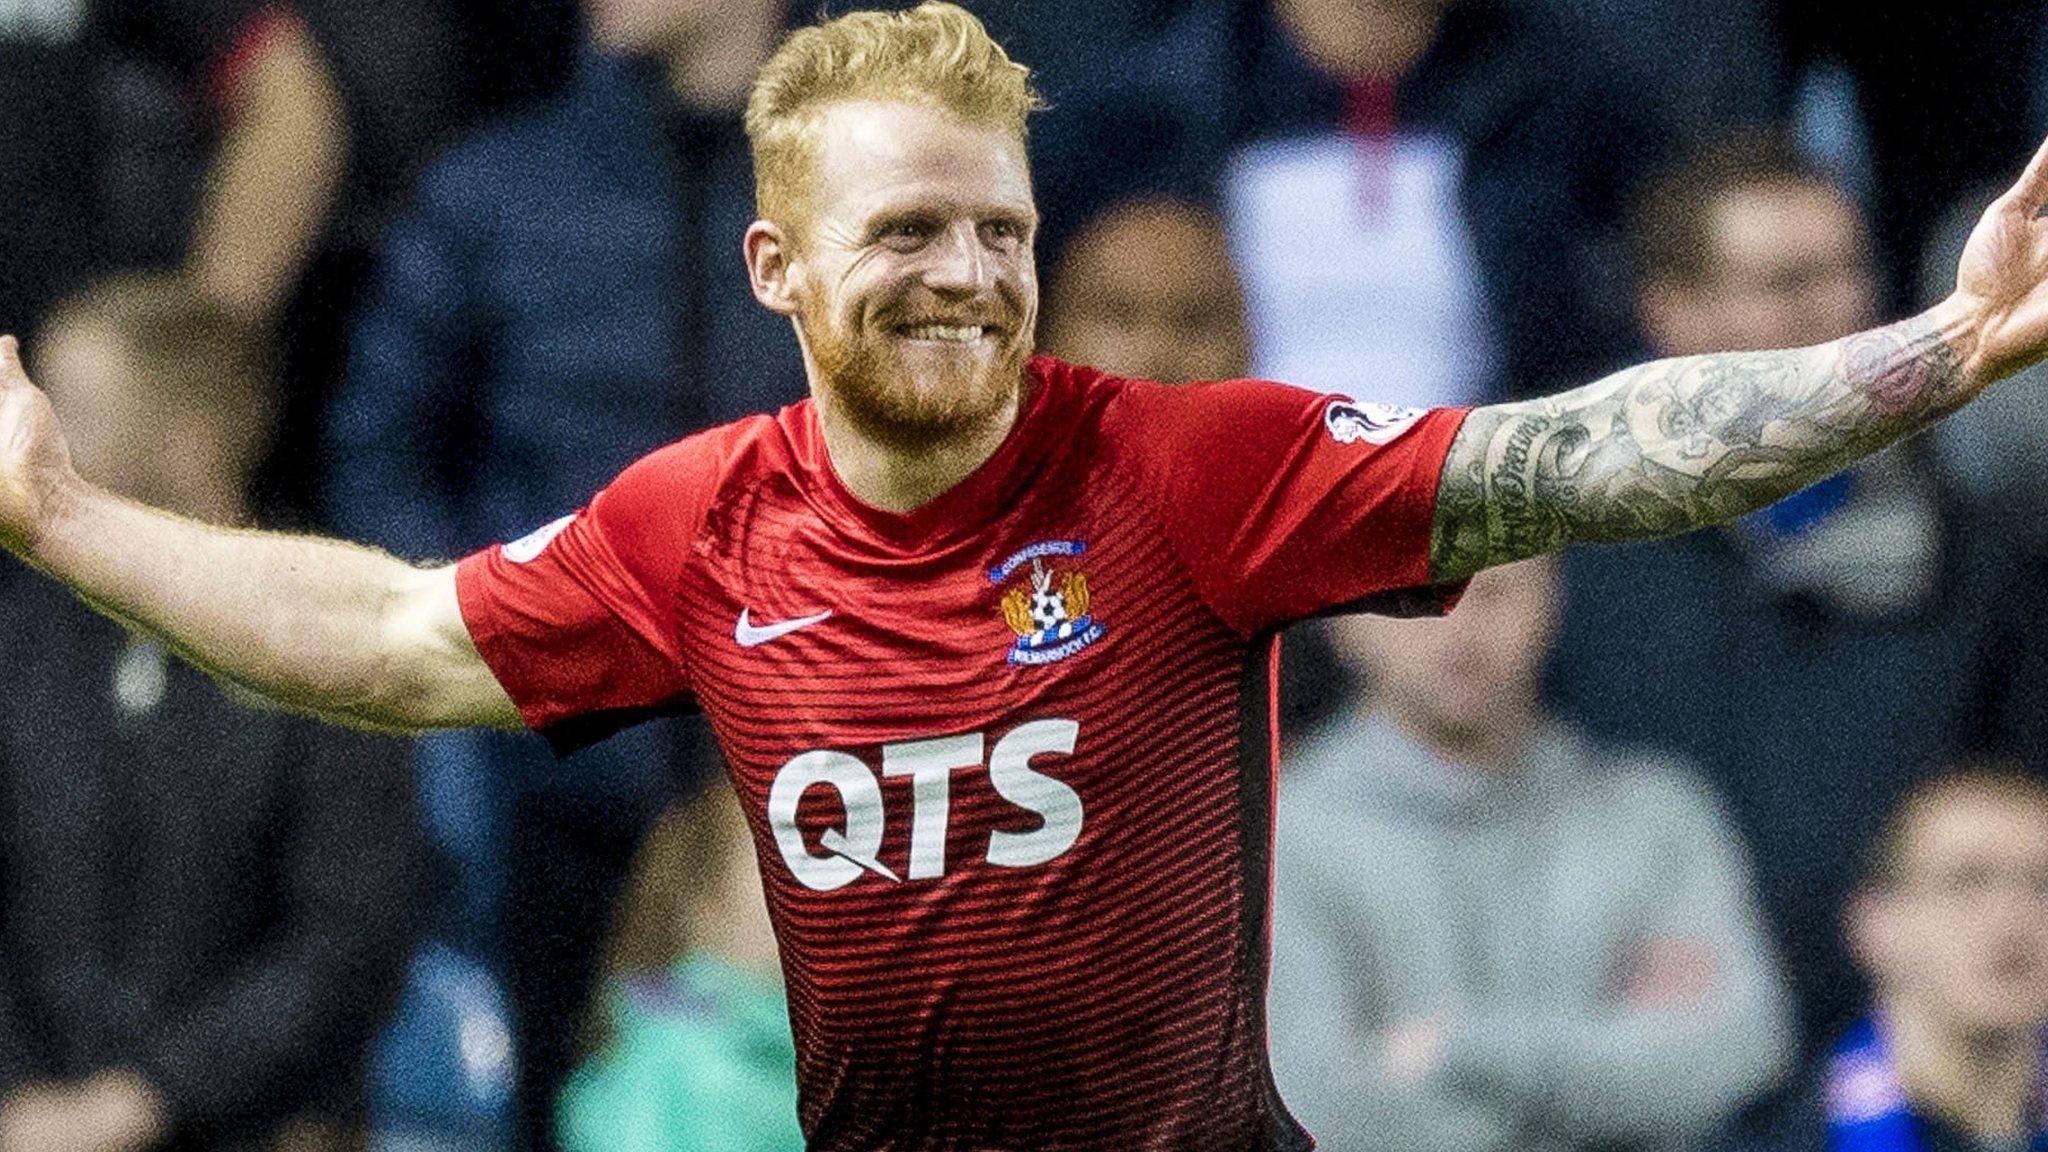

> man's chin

[{"left": 832, "top": 359, "right": 1025, "bottom": 451}]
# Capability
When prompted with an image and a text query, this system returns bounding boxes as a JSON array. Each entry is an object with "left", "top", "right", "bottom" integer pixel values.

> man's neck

[
  {"left": 1890, "top": 1003, "right": 2040, "bottom": 1142},
  {"left": 664, "top": 13, "right": 778, "bottom": 112},
  {"left": 815, "top": 389, "right": 1023, "bottom": 515},
  {"left": 1367, "top": 698, "right": 1540, "bottom": 776}
]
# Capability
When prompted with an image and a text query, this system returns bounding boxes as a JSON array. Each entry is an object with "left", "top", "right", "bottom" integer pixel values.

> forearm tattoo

[{"left": 1428, "top": 313, "right": 1973, "bottom": 584}]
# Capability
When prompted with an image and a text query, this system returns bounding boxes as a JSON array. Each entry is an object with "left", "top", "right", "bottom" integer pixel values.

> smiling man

[
  {"left": 8, "top": 4, "right": 2048, "bottom": 1150},
  {"left": 1733, "top": 767, "right": 2048, "bottom": 1152}
]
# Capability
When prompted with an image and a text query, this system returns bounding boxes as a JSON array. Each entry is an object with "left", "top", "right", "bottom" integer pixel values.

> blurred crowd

[{"left": 2, "top": 0, "right": 2048, "bottom": 1150}]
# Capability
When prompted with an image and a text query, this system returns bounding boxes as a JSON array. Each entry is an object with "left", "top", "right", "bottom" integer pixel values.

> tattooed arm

[
  {"left": 1428, "top": 307, "right": 1974, "bottom": 583},
  {"left": 1430, "top": 128, "right": 2048, "bottom": 584}
]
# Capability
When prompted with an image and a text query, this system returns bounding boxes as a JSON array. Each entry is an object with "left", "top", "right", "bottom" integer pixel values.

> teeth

[{"left": 904, "top": 324, "right": 985, "bottom": 343}]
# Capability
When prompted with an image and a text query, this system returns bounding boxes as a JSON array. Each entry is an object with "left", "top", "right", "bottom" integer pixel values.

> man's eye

[{"left": 886, "top": 221, "right": 930, "bottom": 243}]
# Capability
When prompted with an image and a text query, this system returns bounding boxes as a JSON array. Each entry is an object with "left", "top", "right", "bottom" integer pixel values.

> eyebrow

[
  {"left": 864, "top": 208, "right": 942, "bottom": 237},
  {"left": 861, "top": 204, "right": 1038, "bottom": 237}
]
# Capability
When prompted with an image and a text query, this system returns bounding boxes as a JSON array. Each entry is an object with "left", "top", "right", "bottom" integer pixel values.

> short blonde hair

[{"left": 745, "top": 2, "right": 1043, "bottom": 227}]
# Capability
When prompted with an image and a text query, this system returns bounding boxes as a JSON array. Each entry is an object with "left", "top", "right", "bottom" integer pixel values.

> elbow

[
  {"left": 355, "top": 568, "right": 448, "bottom": 731},
  {"left": 363, "top": 562, "right": 510, "bottom": 733}
]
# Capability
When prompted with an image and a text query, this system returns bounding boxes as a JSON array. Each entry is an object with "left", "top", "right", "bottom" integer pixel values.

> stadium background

[{"left": 0, "top": 0, "right": 2045, "bottom": 1149}]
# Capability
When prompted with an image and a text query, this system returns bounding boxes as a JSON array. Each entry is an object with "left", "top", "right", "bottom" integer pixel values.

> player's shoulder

[
  {"left": 604, "top": 412, "right": 763, "bottom": 488},
  {"left": 1055, "top": 360, "right": 1403, "bottom": 484},
  {"left": 1040, "top": 358, "right": 1316, "bottom": 441},
  {"left": 1053, "top": 358, "right": 1313, "bottom": 410},
  {"left": 1089, "top": 365, "right": 1358, "bottom": 442},
  {"left": 589, "top": 409, "right": 803, "bottom": 545}
]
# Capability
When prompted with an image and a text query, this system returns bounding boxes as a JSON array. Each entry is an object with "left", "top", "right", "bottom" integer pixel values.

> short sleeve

[
  {"left": 1124, "top": 378, "right": 1469, "bottom": 634},
  {"left": 455, "top": 441, "right": 715, "bottom": 754}
]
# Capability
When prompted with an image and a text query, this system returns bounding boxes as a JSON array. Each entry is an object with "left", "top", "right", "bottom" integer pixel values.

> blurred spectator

[
  {"left": 1041, "top": 195, "right": 1251, "bottom": 384},
  {"left": 1224, "top": 0, "right": 1670, "bottom": 406},
  {"left": 96, "top": 1, "right": 345, "bottom": 326},
  {"left": 1631, "top": 133, "right": 1872, "bottom": 358},
  {"left": 0, "top": 272, "right": 424, "bottom": 1152},
  {"left": 1631, "top": 132, "right": 1946, "bottom": 618},
  {"left": 556, "top": 787, "right": 799, "bottom": 1152},
  {"left": 327, "top": 1, "right": 805, "bottom": 1146},
  {"left": 87, "top": 0, "right": 468, "bottom": 525},
  {"left": 1725, "top": 766, "right": 2048, "bottom": 1152},
  {"left": 0, "top": 0, "right": 477, "bottom": 529},
  {"left": 1549, "top": 133, "right": 2017, "bottom": 1054},
  {"left": 1773, "top": 0, "right": 2048, "bottom": 312},
  {"left": 950, "top": 0, "right": 1244, "bottom": 261},
  {"left": 330, "top": 0, "right": 801, "bottom": 585},
  {"left": 1270, "top": 558, "right": 1790, "bottom": 1151}
]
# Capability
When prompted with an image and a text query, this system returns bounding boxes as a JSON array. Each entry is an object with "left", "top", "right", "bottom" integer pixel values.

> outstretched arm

[
  {"left": 0, "top": 338, "right": 519, "bottom": 732},
  {"left": 1430, "top": 133, "right": 2048, "bottom": 585},
  {"left": 1429, "top": 306, "right": 1971, "bottom": 582}
]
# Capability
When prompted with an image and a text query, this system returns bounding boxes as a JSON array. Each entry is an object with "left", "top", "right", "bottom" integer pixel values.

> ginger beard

[{"left": 800, "top": 281, "right": 1035, "bottom": 453}]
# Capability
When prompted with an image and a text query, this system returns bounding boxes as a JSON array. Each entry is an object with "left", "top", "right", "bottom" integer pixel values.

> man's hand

[
  {"left": 72, "top": 1071, "right": 167, "bottom": 1152},
  {"left": 0, "top": 335, "right": 79, "bottom": 559},
  {"left": 1950, "top": 134, "right": 2048, "bottom": 385},
  {"left": 1616, "top": 937, "right": 1720, "bottom": 1010},
  {"left": 0, "top": 1083, "right": 81, "bottom": 1152},
  {"left": 0, "top": 330, "right": 519, "bottom": 730},
  {"left": 0, "top": 1072, "right": 165, "bottom": 1152},
  {"left": 1380, "top": 1017, "right": 1448, "bottom": 1085}
]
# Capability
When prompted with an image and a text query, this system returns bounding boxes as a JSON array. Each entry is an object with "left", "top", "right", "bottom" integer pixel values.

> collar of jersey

[{"left": 798, "top": 355, "right": 1064, "bottom": 550}]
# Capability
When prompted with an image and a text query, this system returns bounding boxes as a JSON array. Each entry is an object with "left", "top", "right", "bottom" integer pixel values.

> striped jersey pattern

[{"left": 457, "top": 357, "right": 1467, "bottom": 1150}]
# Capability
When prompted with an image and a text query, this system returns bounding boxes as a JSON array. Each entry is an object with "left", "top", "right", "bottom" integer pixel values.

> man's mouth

[{"left": 896, "top": 323, "right": 991, "bottom": 344}]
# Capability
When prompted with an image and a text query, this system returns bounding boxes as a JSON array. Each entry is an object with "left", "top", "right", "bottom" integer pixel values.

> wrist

[
  {"left": 1930, "top": 291, "right": 1998, "bottom": 391},
  {"left": 22, "top": 470, "right": 94, "bottom": 570}
]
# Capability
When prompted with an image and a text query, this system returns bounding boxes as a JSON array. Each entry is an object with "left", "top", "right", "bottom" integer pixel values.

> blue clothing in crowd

[{"left": 330, "top": 52, "right": 801, "bottom": 566}]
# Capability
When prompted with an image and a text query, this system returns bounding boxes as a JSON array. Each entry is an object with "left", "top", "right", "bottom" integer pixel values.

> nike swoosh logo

[{"left": 735, "top": 607, "right": 832, "bottom": 648}]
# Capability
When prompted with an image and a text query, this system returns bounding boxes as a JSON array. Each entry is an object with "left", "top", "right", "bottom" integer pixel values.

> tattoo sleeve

[{"left": 1427, "top": 311, "right": 1977, "bottom": 585}]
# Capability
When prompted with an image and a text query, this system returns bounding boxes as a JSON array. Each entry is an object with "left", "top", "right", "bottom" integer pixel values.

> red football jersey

[{"left": 456, "top": 357, "right": 1468, "bottom": 1151}]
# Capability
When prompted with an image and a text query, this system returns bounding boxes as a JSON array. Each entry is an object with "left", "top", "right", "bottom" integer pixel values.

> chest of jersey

[
  {"left": 665, "top": 453, "right": 1291, "bottom": 1149},
  {"left": 675, "top": 461, "right": 1249, "bottom": 897}
]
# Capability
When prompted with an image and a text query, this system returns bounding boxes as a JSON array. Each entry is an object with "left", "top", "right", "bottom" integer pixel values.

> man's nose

[{"left": 922, "top": 222, "right": 990, "bottom": 295}]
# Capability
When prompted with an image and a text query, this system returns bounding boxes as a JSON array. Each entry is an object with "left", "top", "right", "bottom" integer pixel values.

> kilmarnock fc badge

[{"left": 989, "top": 539, "right": 1106, "bottom": 666}]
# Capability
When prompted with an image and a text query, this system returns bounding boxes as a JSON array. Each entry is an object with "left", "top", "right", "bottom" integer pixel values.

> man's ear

[{"left": 746, "top": 220, "right": 800, "bottom": 317}]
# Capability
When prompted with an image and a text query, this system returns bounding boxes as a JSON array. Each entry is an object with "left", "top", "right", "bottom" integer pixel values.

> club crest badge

[{"left": 989, "top": 539, "right": 1106, "bottom": 666}]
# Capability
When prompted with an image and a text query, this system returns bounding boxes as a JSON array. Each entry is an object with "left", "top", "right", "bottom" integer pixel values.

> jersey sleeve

[
  {"left": 1126, "top": 378, "right": 1470, "bottom": 635},
  {"left": 454, "top": 440, "right": 714, "bottom": 754}
]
